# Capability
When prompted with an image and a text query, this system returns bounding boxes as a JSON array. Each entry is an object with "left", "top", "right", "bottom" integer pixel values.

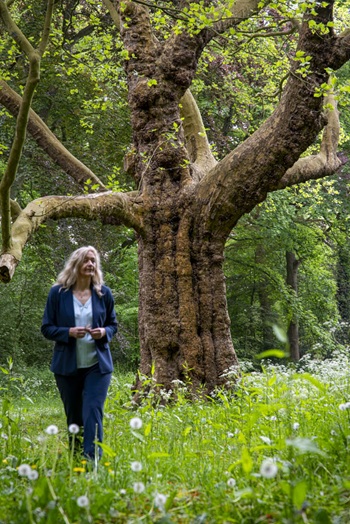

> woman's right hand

[{"left": 69, "top": 326, "right": 87, "bottom": 339}]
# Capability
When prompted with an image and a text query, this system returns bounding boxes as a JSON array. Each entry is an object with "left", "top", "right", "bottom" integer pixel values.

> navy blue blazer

[{"left": 41, "top": 284, "right": 118, "bottom": 375}]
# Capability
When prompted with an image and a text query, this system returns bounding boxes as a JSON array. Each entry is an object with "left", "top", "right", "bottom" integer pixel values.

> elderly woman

[{"left": 41, "top": 246, "right": 118, "bottom": 459}]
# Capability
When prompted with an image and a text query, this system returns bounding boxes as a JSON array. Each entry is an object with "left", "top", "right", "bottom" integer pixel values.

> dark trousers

[{"left": 55, "top": 363, "right": 111, "bottom": 459}]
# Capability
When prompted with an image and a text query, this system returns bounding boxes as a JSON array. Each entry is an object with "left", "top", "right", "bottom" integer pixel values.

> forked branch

[
  {"left": 0, "top": 0, "right": 54, "bottom": 251},
  {"left": 0, "top": 191, "right": 143, "bottom": 283},
  {"left": 277, "top": 94, "right": 342, "bottom": 189}
]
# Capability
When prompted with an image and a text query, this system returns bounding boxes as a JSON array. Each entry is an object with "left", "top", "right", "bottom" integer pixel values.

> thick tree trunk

[
  {"left": 286, "top": 251, "right": 300, "bottom": 362},
  {"left": 135, "top": 212, "right": 238, "bottom": 396}
]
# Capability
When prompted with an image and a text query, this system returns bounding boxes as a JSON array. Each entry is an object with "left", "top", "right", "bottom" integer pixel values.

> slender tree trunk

[{"left": 286, "top": 251, "right": 300, "bottom": 362}]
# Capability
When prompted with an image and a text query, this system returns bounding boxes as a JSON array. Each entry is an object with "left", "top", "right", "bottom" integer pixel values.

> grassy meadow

[{"left": 0, "top": 352, "right": 350, "bottom": 524}]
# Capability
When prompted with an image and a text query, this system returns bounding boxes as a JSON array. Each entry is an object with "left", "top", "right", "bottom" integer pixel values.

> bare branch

[
  {"left": 0, "top": 80, "right": 107, "bottom": 190},
  {"left": 277, "top": 93, "right": 342, "bottom": 190},
  {"left": 102, "top": 0, "right": 121, "bottom": 30},
  {"left": 38, "top": 0, "right": 54, "bottom": 56},
  {"left": 180, "top": 90, "right": 217, "bottom": 178},
  {"left": 0, "top": 191, "right": 143, "bottom": 283}
]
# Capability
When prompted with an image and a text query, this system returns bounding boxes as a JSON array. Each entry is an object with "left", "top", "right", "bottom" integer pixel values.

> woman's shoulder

[
  {"left": 101, "top": 284, "right": 112, "bottom": 296},
  {"left": 49, "top": 284, "right": 70, "bottom": 296}
]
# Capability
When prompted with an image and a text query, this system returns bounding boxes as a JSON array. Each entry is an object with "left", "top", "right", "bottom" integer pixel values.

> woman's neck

[{"left": 73, "top": 277, "right": 91, "bottom": 291}]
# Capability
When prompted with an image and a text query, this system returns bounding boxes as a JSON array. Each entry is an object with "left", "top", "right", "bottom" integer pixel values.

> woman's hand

[
  {"left": 69, "top": 326, "right": 88, "bottom": 339},
  {"left": 88, "top": 327, "right": 106, "bottom": 340}
]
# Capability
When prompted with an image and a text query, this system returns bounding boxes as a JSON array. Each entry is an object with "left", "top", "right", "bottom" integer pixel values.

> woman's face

[{"left": 78, "top": 251, "right": 96, "bottom": 279}]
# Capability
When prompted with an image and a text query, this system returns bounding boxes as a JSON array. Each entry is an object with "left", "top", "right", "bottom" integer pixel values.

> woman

[{"left": 41, "top": 246, "right": 118, "bottom": 459}]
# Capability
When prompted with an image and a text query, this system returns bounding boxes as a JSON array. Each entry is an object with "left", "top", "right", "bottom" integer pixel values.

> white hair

[{"left": 56, "top": 246, "right": 104, "bottom": 297}]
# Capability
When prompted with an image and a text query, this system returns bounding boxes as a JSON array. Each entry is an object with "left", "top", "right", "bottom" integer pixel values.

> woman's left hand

[{"left": 88, "top": 327, "right": 106, "bottom": 340}]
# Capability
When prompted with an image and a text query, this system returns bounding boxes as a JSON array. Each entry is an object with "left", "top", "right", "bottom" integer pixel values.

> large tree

[{"left": 1, "top": 0, "right": 350, "bottom": 394}]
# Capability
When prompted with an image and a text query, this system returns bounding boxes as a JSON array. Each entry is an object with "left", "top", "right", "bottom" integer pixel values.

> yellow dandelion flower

[{"left": 73, "top": 467, "right": 86, "bottom": 473}]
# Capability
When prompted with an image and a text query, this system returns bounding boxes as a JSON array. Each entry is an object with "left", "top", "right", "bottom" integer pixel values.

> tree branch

[
  {"left": 195, "top": 3, "right": 347, "bottom": 237},
  {"left": 180, "top": 89, "right": 217, "bottom": 178},
  {"left": 276, "top": 93, "right": 342, "bottom": 190},
  {"left": 0, "top": 0, "right": 54, "bottom": 250},
  {"left": 0, "top": 80, "right": 107, "bottom": 190},
  {"left": 0, "top": 191, "right": 143, "bottom": 283},
  {"left": 102, "top": 0, "right": 120, "bottom": 30}
]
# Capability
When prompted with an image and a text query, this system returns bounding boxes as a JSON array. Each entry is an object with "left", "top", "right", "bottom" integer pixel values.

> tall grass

[{"left": 0, "top": 352, "right": 349, "bottom": 523}]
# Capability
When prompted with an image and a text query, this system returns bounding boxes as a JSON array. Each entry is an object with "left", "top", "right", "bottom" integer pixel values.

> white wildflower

[
  {"left": 120, "top": 489, "right": 127, "bottom": 495},
  {"left": 293, "top": 422, "right": 300, "bottom": 431},
  {"left": 77, "top": 496, "right": 89, "bottom": 508},
  {"left": 133, "top": 481, "right": 145, "bottom": 493},
  {"left": 131, "top": 461, "right": 142, "bottom": 472},
  {"left": 339, "top": 402, "right": 350, "bottom": 411},
  {"left": 154, "top": 493, "right": 167, "bottom": 508},
  {"left": 28, "top": 469, "right": 39, "bottom": 481},
  {"left": 260, "top": 459, "right": 278, "bottom": 479},
  {"left": 227, "top": 478, "right": 236, "bottom": 488},
  {"left": 130, "top": 417, "right": 142, "bottom": 430},
  {"left": 18, "top": 464, "right": 32, "bottom": 477},
  {"left": 68, "top": 424, "right": 80, "bottom": 434},
  {"left": 45, "top": 425, "right": 59, "bottom": 435}
]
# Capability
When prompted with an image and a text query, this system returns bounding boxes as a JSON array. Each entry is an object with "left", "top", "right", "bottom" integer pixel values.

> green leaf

[
  {"left": 286, "top": 437, "right": 326, "bottom": 456},
  {"left": 144, "top": 423, "right": 152, "bottom": 437},
  {"left": 256, "top": 349, "right": 287, "bottom": 359},
  {"left": 272, "top": 325, "right": 288, "bottom": 343},
  {"left": 131, "top": 430, "right": 146, "bottom": 443},
  {"left": 96, "top": 442, "right": 117, "bottom": 457},
  {"left": 292, "top": 480, "right": 307, "bottom": 510},
  {"left": 293, "top": 373, "right": 326, "bottom": 392},
  {"left": 241, "top": 447, "right": 253, "bottom": 474},
  {"left": 147, "top": 452, "right": 170, "bottom": 458}
]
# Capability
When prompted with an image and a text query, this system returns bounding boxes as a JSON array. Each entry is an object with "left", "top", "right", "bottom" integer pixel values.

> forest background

[{"left": 1, "top": 0, "right": 350, "bottom": 372}]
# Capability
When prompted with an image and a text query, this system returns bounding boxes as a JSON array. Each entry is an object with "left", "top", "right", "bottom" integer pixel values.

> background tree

[{"left": 1, "top": 1, "right": 350, "bottom": 395}]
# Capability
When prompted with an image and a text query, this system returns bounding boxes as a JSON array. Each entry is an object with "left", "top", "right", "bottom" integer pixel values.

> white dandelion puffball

[
  {"left": 28, "top": 469, "right": 39, "bottom": 481},
  {"left": 77, "top": 496, "right": 89, "bottom": 508},
  {"left": 45, "top": 425, "right": 59, "bottom": 435},
  {"left": 293, "top": 422, "right": 300, "bottom": 431},
  {"left": 154, "top": 493, "right": 167, "bottom": 508},
  {"left": 260, "top": 459, "right": 278, "bottom": 479},
  {"left": 68, "top": 424, "right": 80, "bottom": 434},
  {"left": 133, "top": 481, "right": 145, "bottom": 494},
  {"left": 131, "top": 461, "right": 142, "bottom": 472},
  {"left": 339, "top": 402, "right": 350, "bottom": 411},
  {"left": 130, "top": 417, "right": 142, "bottom": 430},
  {"left": 227, "top": 478, "right": 236, "bottom": 488},
  {"left": 18, "top": 464, "right": 32, "bottom": 477}
]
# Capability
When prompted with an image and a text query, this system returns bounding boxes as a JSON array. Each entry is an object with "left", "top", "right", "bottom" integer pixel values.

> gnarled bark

[{"left": 1, "top": 0, "right": 350, "bottom": 396}]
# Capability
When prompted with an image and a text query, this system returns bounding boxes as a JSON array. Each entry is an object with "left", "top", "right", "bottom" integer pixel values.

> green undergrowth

[{"left": 0, "top": 352, "right": 350, "bottom": 523}]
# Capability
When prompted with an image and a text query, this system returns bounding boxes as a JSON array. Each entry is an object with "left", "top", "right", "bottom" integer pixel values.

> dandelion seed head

[
  {"left": 227, "top": 478, "right": 236, "bottom": 488},
  {"left": 45, "top": 425, "right": 59, "bottom": 435},
  {"left": 260, "top": 459, "right": 278, "bottom": 479},
  {"left": 120, "top": 489, "right": 127, "bottom": 495},
  {"left": 28, "top": 469, "right": 39, "bottom": 480},
  {"left": 133, "top": 481, "right": 145, "bottom": 493},
  {"left": 130, "top": 417, "right": 142, "bottom": 430},
  {"left": 18, "top": 464, "right": 32, "bottom": 477},
  {"left": 339, "top": 402, "right": 350, "bottom": 411},
  {"left": 154, "top": 493, "right": 167, "bottom": 508},
  {"left": 131, "top": 461, "right": 142, "bottom": 472},
  {"left": 293, "top": 422, "right": 300, "bottom": 431},
  {"left": 68, "top": 424, "right": 80, "bottom": 434},
  {"left": 77, "top": 495, "right": 89, "bottom": 508}
]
